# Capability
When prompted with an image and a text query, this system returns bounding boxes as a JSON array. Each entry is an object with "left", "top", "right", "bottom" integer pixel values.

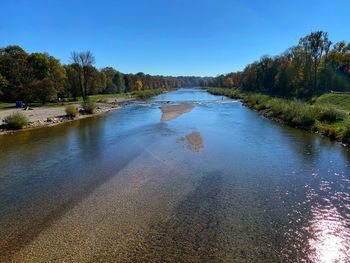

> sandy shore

[
  {"left": 0, "top": 98, "right": 134, "bottom": 135},
  {"left": 160, "top": 104, "right": 193, "bottom": 121},
  {"left": 176, "top": 131, "right": 204, "bottom": 152}
]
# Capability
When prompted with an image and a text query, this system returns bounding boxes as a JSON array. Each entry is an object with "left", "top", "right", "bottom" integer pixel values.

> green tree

[
  {"left": 64, "top": 64, "right": 81, "bottom": 100},
  {"left": 0, "top": 74, "right": 8, "bottom": 96},
  {"left": 0, "top": 45, "right": 31, "bottom": 101},
  {"left": 26, "top": 53, "right": 66, "bottom": 103},
  {"left": 101, "top": 67, "right": 117, "bottom": 93},
  {"left": 113, "top": 72, "right": 125, "bottom": 93},
  {"left": 27, "top": 53, "right": 51, "bottom": 79},
  {"left": 30, "top": 78, "right": 57, "bottom": 103},
  {"left": 299, "top": 31, "right": 332, "bottom": 94}
]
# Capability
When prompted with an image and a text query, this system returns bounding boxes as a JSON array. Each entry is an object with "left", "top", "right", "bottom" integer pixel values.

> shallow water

[{"left": 0, "top": 88, "right": 350, "bottom": 262}]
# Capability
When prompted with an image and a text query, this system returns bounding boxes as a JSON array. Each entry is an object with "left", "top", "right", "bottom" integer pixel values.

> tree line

[
  {"left": 203, "top": 31, "right": 350, "bottom": 98},
  {"left": 0, "top": 45, "right": 207, "bottom": 103}
]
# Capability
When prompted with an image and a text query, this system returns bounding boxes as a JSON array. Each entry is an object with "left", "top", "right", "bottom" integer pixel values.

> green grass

[
  {"left": 314, "top": 93, "right": 350, "bottom": 112},
  {"left": 0, "top": 90, "right": 165, "bottom": 110},
  {"left": 0, "top": 93, "right": 132, "bottom": 109},
  {"left": 0, "top": 102, "right": 16, "bottom": 109},
  {"left": 131, "top": 89, "right": 165, "bottom": 99},
  {"left": 79, "top": 93, "right": 132, "bottom": 103},
  {"left": 207, "top": 87, "right": 350, "bottom": 144}
]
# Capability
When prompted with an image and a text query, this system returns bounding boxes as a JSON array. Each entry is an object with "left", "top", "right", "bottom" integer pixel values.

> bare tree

[{"left": 71, "top": 51, "right": 95, "bottom": 101}]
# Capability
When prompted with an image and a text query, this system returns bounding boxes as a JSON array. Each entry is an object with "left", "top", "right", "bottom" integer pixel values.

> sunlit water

[{"left": 0, "top": 89, "right": 350, "bottom": 262}]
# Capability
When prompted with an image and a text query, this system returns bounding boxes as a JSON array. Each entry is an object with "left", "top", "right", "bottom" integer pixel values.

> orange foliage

[{"left": 135, "top": 80, "right": 143, "bottom": 91}]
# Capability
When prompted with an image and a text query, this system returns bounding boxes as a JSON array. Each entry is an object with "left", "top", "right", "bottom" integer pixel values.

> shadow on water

[
  {"left": 127, "top": 171, "right": 223, "bottom": 263},
  {"left": 0, "top": 117, "right": 156, "bottom": 261}
]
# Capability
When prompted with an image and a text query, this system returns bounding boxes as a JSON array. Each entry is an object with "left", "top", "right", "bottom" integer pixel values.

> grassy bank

[
  {"left": 207, "top": 88, "right": 350, "bottom": 145},
  {"left": 0, "top": 93, "right": 132, "bottom": 109},
  {"left": 314, "top": 93, "right": 350, "bottom": 112}
]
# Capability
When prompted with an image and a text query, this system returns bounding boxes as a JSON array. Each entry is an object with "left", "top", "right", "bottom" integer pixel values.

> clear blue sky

[{"left": 1, "top": 0, "right": 350, "bottom": 76}]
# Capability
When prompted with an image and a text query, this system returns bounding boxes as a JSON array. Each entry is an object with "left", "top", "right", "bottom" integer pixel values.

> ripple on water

[{"left": 284, "top": 172, "right": 350, "bottom": 262}]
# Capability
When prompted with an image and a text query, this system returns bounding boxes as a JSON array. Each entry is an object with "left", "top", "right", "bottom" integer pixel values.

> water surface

[{"left": 0, "top": 89, "right": 350, "bottom": 262}]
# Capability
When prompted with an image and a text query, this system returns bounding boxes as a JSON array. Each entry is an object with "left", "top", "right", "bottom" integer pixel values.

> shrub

[
  {"left": 326, "top": 127, "right": 338, "bottom": 140},
  {"left": 3, "top": 112, "right": 29, "bottom": 130},
  {"left": 65, "top": 105, "right": 79, "bottom": 118},
  {"left": 97, "top": 98, "right": 109, "bottom": 103},
  {"left": 244, "top": 93, "right": 270, "bottom": 110},
  {"left": 82, "top": 102, "right": 96, "bottom": 114},
  {"left": 317, "top": 124, "right": 338, "bottom": 140},
  {"left": 135, "top": 89, "right": 163, "bottom": 99},
  {"left": 265, "top": 99, "right": 316, "bottom": 128},
  {"left": 266, "top": 98, "right": 285, "bottom": 117},
  {"left": 290, "top": 108, "right": 315, "bottom": 128},
  {"left": 207, "top": 88, "right": 242, "bottom": 99},
  {"left": 316, "top": 106, "right": 345, "bottom": 123},
  {"left": 341, "top": 122, "right": 350, "bottom": 144}
]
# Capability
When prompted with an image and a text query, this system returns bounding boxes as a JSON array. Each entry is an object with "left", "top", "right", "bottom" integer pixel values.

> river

[{"left": 0, "top": 88, "right": 349, "bottom": 262}]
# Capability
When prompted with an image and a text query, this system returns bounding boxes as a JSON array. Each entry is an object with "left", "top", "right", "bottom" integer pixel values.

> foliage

[
  {"left": 206, "top": 31, "right": 350, "bottom": 98},
  {"left": 207, "top": 88, "right": 242, "bottom": 99},
  {"left": 0, "top": 73, "right": 8, "bottom": 96},
  {"left": 82, "top": 101, "right": 96, "bottom": 114},
  {"left": 208, "top": 87, "right": 350, "bottom": 143},
  {"left": 315, "top": 93, "right": 350, "bottom": 112},
  {"left": 0, "top": 45, "right": 205, "bottom": 105},
  {"left": 341, "top": 122, "right": 350, "bottom": 144},
  {"left": 30, "top": 78, "right": 58, "bottom": 103},
  {"left": 3, "top": 112, "right": 29, "bottom": 129},
  {"left": 65, "top": 105, "right": 79, "bottom": 118},
  {"left": 134, "top": 89, "right": 164, "bottom": 99},
  {"left": 97, "top": 98, "right": 109, "bottom": 103},
  {"left": 135, "top": 80, "right": 143, "bottom": 91},
  {"left": 314, "top": 105, "right": 345, "bottom": 123}
]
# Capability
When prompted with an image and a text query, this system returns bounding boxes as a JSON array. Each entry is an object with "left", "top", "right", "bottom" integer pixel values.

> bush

[
  {"left": 3, "top": 112, "right": 29, "bottom": 130},
  {"left": 134, "top": 89, "right": 163, "bottom": 99},
  {"left": 266, "top": 98, "right": 285, "bottom": 117},
  {"left": 65, "top": 105, "right": 79, "bottom": 118},
  {"left": 291, "top": 109, "right": 315, "bottom": 128},
  {"left": 316, "top": 106, "right": 345, "bottom": 123},
  {"left": 342, "top": 122, "right": 350, "bottom": 144},
  {"left": 82, "top": 102, "right": 96, "bottom": 114},
  {"left": 97, "top": 98, "right": 108, "bottom": 103},
  {"left": 320, "top": 126, "right": 338, "bottom": 140},
  {"left": 207, "top": 88, "right": 242, "bottom": 99}
]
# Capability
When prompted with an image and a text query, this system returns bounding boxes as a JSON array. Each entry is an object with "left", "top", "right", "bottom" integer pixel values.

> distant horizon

[{"left": 2, "top": 0, "right": 350, "bottom": 77}]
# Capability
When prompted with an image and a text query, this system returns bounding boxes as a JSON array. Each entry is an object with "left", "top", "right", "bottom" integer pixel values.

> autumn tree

[
  {"left": 299, "top": 31, "right": 332, "bottom": 93},
  {"left": 135, "top": 80, "right": 143, "bottom": 91},
  {"left": 26, "top": 53, "right": 66, "bottom": 103},
  {"left": 224, "top": 77, "right": 234, "bottom": 88},
  {"left": 30, "top": 78, "right": 57, "bottom": 103}
]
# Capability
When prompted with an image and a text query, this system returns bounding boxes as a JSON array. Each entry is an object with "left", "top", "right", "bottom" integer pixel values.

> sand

[
  {"left": 176, "top": 131, "right": 204, "bottom": 152},
  {"left": 160, "top": 104, "right": 193, "bottom": 121}
]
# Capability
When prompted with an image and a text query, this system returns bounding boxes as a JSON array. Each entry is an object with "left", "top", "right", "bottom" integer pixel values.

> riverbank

[
  {"left": 0, "top": 89, "right": 168, "bottom": 135},
  {"left": 207, "top": 88, "right": 350, "bottom": 146},
  {"left": 0, "top": 98, "right": 134, "bottom": 135}
]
